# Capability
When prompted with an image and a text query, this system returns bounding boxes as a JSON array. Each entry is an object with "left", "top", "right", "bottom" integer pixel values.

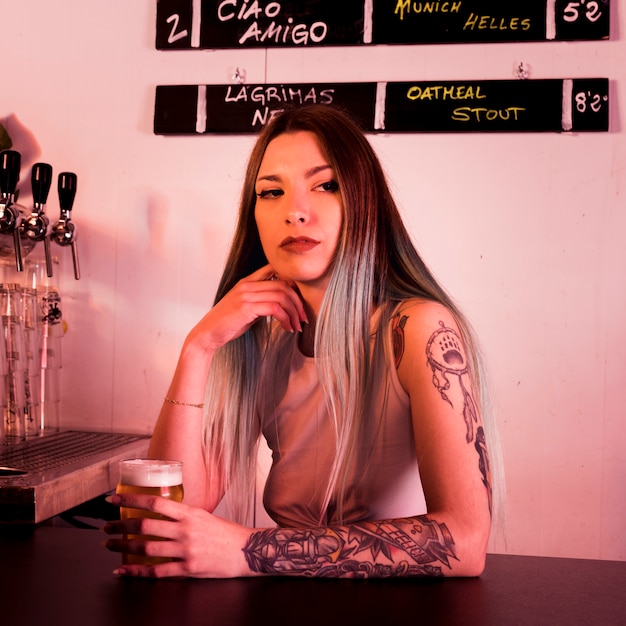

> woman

[{"left": 104, "top": 104, "right": 501, "bottom": 578}]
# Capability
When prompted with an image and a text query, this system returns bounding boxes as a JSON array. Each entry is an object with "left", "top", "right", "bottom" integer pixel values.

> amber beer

[{"left": 116, "top": 458, "right": 184, "bottom": 565}]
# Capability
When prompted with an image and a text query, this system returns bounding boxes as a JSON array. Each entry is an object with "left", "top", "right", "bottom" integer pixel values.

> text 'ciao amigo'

[{"left": 217, "top": 0, "right": 329, "bottom": 45}]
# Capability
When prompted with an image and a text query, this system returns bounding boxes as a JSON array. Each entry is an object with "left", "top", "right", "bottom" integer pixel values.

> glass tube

[{"left": 1, "top": 283, "right": 27, "bottom": 442}]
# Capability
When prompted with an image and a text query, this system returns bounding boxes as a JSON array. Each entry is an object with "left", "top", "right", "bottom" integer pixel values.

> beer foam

[{"left": 120, "top": 459, "right": 183, "bottom": 487}]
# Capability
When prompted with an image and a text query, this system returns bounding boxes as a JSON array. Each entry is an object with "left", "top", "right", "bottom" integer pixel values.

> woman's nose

[
  {"left": 286, "top": 211, "right": 306, "bottom": 224},
  {"left": 286, "top": 191, "right": 309, "bottom": 224}
]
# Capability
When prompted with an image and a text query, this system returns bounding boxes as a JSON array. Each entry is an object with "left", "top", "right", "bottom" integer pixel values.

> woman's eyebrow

[
  {"left": 305, "top": 164, "right": 333, "bottom": 179},
  {"left": 256, "top": 164, "right": 333, "bottom": 184},
  {"left": 256, "top": 173, "right": 282, "bottom": 183}
]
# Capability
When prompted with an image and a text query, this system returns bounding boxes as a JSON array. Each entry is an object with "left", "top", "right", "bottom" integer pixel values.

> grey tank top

[{"left": 258, "top": 331, "right": 427, "bottom": 527}]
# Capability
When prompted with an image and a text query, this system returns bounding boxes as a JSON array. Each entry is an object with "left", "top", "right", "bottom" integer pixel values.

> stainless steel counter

[{"left": 0, "top": 430, "right": 150, "bottom": 524}]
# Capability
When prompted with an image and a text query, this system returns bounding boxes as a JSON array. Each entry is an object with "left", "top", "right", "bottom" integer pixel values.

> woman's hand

[
  {"left": 103, "top": 494, "right": 254, "bottom": 578},
  {"left": 187, "top": 264, "right": 308, "bottom": 354}
]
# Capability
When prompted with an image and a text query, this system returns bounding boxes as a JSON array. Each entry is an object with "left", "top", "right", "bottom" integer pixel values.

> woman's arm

[
  {"left": 239, "top": 301, "right": 491, "bottom": 577},
  {"left": 148, "top": 340, "right": 218, "bottom": 511},
  {"left": 147, "top": 264, "right": 308, "bottom": 511}
]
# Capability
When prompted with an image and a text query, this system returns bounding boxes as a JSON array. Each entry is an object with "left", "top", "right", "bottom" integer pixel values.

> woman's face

[{"left": 254, "top": 130, "right": 343, "bottom": 291}]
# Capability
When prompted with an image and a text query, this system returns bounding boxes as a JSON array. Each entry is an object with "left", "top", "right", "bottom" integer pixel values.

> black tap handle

[
  {"left": 0, "top": 150, "right": 21, "bottom": 196},
  {"left": 58, "top": 172, "right": 77, "bottom": 212},
  {"left": 53, "top": 172, "right": 80, "bottom": 280},
  {"left": 31, "top": 162, "right": 53, "bottom": 206}
]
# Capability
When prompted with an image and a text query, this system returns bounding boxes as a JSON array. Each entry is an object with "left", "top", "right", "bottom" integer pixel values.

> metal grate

[{"left": 0, "top": 431, "right": 147, "bottom": 474}]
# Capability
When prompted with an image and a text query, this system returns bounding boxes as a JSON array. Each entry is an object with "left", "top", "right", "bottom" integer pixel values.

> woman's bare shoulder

[{"left": 392, "top": 298, "right": 459, "bottom": 333}]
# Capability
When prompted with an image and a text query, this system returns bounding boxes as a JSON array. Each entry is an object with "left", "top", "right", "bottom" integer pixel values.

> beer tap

[
  {"left": 21, "top": 162, "right": 54, "bottom": 278},
  {"left": 51, "top": 172, "right": 80, "bottom": 280},
  {"left": 0, "top": 150, "right": 26, "bottom": 271}
]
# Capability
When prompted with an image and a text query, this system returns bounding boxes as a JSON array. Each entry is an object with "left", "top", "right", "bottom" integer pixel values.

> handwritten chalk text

[
  {"left": 394, "top": 1, "right": 462, "bottom": 20},
  {"left": 405, "top": 84, "right": 526, "bottom": 124},
  {"left": 225, "top": 85, "right": 335, "bottom": 107},
  {"left": 217, "top": 0, "right": 328, "bottom": 45},
  {"left": 407, "top": 84, "right": 486, "bottom": 101},
  {"left": 463, "top": 14, "right": 531, "bottom": 31},
  {"left": 452, "top": 107, "right": 526, "bottom": 122}
]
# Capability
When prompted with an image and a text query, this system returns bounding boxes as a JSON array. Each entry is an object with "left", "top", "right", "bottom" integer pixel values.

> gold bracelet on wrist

[{"left": 164, "top": 396, "right": 204, "bottom": 409}]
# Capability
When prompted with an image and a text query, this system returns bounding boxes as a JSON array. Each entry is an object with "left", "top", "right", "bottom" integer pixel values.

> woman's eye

[
  {"left": 318, "top": 180, "right": 339, "bottom": 192},
  {"left": 256, "top": 189, "right": 283, "bottom": 199}
]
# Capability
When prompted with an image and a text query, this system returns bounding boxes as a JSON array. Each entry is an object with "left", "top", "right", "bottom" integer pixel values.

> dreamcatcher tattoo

[
  {"left": 425, "top": 320, "right": 478, "bottom": 444},
  {"left": 393, "top": 314, "right": 491, "bottom": 512}
]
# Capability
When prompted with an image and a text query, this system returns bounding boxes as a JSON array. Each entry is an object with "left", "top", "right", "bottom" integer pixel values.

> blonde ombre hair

[{"left": 203, "top": 105, "right": 504, "bottom": 531}]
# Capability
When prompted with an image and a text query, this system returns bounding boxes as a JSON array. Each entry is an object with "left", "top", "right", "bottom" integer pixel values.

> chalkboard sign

[
  {"left": 154, "top": 78, "right": 609, "bottom": 134},
  {"left": 154, "top": 83, "right": 379, "bottom": 133},
  {"left": 155, "top": 0, "right": 611, "bottom": 49},
  {"left": 383, "top": 78, "right": 609, "bottom": 132},
  {"left": 371, "top": 0, "right": 611, "bottom": 44}
]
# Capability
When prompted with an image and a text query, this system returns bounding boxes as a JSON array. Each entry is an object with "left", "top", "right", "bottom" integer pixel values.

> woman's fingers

[
  {"left": 242, "top": 265, "right": 308, "bottom": 324},
  {"left": 245, "top": 265, "right": 308, "bottom": 322},
  {"left": 105, "top": 493, "right": 187, "bottom": 522},
  {"left": 208, "top": 265, "right": 307, "bottom": 340},
  {"left": 113, "top": 560, "right": 187, "bottom": 579},
  {"left": 103, "top": 495, "right": 187, "bottom": 563},
  {"left": 104, "top": 493, "right": 252, "bottom": 578},
  {"left": 235, "top": 279, "right": 305, "bottom": 332}
]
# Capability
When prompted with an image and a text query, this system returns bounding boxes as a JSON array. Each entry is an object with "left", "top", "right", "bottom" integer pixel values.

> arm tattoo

[
  {"left": 395, "top": 315, "right": 493, "bottom": 513},
  {"left": 425, "top": 320, "right": 478, "bottom": 443},
  {"left": 392, "top": 313, "right": 408, "bottom": 369},
  {"left": 425, "top": 319, "right": 492, "bottom": 513},
  {"left": 243, "top": 515, "right": 457, "bottom": 578},
  {"left": 475, "top": 426, "right": 493, "bottom": 515}
]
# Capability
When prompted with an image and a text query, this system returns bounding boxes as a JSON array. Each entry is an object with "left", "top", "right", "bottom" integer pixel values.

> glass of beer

[{"left": 116, "top": 458, "right": 184, "bottom": 565}]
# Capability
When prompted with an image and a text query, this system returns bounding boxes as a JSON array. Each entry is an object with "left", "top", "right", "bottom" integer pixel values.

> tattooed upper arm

[{"left": 392, "top": 301, "right": 492, "bottom": 518}]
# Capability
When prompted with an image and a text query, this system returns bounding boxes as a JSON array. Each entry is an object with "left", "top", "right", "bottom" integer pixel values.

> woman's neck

[
  {"left": 295, "top": 281, "right": 330, "bottom": 357},
  {"left": 297, "top": 320, "right": 315, "bottom": 357}
]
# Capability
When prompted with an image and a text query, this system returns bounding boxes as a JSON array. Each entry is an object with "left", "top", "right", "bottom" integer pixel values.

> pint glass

[{"left": 116, "top": 458, "right": 184, "bottom": 565}]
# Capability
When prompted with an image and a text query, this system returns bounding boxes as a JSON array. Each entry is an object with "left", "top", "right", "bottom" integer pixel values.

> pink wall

[{"left": 1, "top": 2, "right": 624, "bottom": 561}]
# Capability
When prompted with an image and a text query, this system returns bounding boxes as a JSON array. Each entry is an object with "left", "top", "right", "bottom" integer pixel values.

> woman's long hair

[{"left": 203, "top": 104, "right": 504, "bottom": 530}]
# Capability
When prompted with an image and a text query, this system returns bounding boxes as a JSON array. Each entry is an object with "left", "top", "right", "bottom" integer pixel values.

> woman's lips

[{"left": 280, "top": 236, "right": 319, "bottom": 253}]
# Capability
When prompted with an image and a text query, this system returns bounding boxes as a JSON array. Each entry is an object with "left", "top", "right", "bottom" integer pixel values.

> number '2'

[{"left": 166, "top": 14, "right": 189, "bottom": 43}]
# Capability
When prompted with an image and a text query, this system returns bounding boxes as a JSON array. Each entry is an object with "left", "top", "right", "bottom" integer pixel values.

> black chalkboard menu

[
  {"left": 153, "top": 78, "right": 609, "bottom": 134},
  {"left": 156, "top": 0, "right": 611, "bottom": 49}
]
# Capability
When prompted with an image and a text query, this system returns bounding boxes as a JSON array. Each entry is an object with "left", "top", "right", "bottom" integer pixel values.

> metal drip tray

[{"left": 0, "top": 430, "right": 150, "bottom": 524}]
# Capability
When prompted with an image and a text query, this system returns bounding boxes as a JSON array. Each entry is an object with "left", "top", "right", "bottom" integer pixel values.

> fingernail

[{"left": 105, "top": 495, "right": 121, "bottom": 505}]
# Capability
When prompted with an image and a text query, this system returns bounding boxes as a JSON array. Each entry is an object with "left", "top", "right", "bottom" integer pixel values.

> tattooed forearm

[{"left": 243, "top": 515, "right": 457, "bottom": 578}]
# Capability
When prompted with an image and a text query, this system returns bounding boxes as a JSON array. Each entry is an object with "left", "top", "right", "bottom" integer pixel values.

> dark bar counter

[{"left": 1, "top": 526, "right": 624, "bottom": 626}]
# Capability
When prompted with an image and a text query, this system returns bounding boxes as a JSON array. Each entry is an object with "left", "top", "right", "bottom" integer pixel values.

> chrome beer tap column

[
  {"left": 21, "top": 162, "right": 54, "bottom": 278},
  {"left": 51, "top": 172, "right": 80, "bottom": 280}
]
